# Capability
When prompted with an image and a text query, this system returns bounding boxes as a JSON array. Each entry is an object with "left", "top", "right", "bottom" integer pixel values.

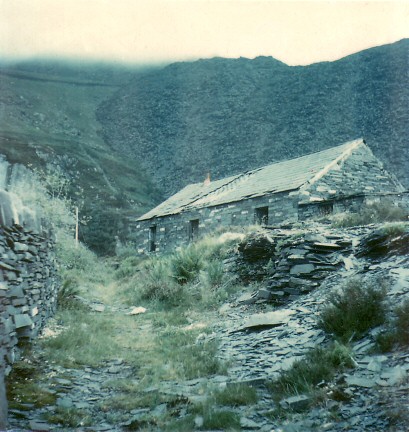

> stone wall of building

[
  {"left": 135, "top": 145, "right": 407, "bottom": 253},
  {"left": 135, "top": 192, "right": 298, "bottom": 253},
  {"left": 297, "top": 144, "right": 404, "bottom": 206}
]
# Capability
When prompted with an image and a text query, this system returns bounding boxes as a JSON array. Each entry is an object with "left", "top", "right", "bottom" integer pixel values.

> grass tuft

[
  {"left": 268, "top": 342, "right": 354, "bottom": 398},
  {"left": 57, "top": 278, "right": 83, "bottom": 310},
  {"left": 213, "top": 383, "right": 258, "bottom": 406},
  {"left": 43, "top": 407, "right": 92, "bottom": 427}
]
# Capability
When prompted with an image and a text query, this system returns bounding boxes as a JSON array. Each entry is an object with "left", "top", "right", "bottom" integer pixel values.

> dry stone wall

[
  {"left": 0, "top": 224, "right": 58, "bottom": 375},
  {"left": 0, "top": 158, "right": 59, "bottom": 428}
]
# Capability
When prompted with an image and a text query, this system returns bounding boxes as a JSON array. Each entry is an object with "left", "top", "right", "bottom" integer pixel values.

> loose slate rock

[
  {"left": 29, "top": 420, "right": 52, "bottom": 431},
  {"left": 238, "top": 309, "right": 295, "bottom": 331},
  {"left": 345, "top": 376, "right": 376, "bottom": 388},
  {"left": 280, "top": 394, "right": 311, "bottom": 411}
]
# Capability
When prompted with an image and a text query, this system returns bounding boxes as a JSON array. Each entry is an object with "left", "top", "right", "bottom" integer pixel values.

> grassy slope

[{"left": 0, "top": 61, "right": 162, "bottom": 253}]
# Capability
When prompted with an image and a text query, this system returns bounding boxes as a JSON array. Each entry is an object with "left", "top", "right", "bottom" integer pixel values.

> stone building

[{"left": 135, "top": 139, "right": 406, "bottom": 253}]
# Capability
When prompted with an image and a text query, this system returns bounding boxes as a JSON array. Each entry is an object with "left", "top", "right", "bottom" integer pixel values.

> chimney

[{"left": 203, "top": 172, "right": 211, "bottom": 186}]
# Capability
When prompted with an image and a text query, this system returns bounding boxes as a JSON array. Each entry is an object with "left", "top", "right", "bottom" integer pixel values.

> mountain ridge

[{"left": 97, "top": 39, "right": 409, "bottom": 196}]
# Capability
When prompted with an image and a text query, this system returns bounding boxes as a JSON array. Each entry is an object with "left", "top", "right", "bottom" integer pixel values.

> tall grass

[{"left": 122, "top": 233, "right": 241, "bottom": 307}]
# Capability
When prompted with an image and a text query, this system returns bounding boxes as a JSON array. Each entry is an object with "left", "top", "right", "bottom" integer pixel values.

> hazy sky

[{"left": 1, "top": 0, "right": 408, "bottom": 65}]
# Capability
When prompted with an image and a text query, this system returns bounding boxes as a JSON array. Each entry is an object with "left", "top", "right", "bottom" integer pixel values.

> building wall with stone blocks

[
  {"left": 135, "top": 192, "right": 299, "bottom": 253},
  {"left": 297, "top": 144, "right": 403, "bottom": 207},
  {"left": 135, "top": 143, "right": 407, "bottom": 254}
]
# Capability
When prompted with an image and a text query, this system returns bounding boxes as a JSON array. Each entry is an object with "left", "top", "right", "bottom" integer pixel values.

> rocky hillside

[{"left": 98, "top": 39, "right": 409, "bottom": 196}]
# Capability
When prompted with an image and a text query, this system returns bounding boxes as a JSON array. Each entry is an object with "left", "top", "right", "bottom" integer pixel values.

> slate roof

[{"left": 138, "top": 139, "right": 365, "bottom": 221}]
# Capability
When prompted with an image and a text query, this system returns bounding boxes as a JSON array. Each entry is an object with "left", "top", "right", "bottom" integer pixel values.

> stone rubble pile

[{"left": 233, "top": 225, "right": 362, "bottom": 306}]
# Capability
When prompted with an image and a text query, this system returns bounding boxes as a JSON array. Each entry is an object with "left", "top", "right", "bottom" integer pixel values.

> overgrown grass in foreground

[{"left": 40, "top": 310, "right": 124, "bottom": 367}]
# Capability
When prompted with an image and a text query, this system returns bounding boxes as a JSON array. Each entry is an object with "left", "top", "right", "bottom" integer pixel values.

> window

[
  {"left": 149, "top": 225, "right": 157, "bottom": 252},
  {"left": 188, "top": 219, "right": 199, "bottom": 242},
  {"left": 254, "top": 206, "right": 269, "bottom": 225},
  {"left": 318, "top": 202, "right": 334, "bottom": 216}
]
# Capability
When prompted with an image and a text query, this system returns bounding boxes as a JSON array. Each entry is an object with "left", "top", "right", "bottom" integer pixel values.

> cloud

[{"left": 0, "top": 0, "right": 408, "bottom": 64}]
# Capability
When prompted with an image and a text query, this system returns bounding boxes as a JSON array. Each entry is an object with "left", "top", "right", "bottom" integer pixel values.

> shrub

[
  {"left": 376, "top": 299, "right": 409, "bottom": 352},
  {"left": 269, "top": 342, "right": 354, "bottom": 397},
  {"left": 318, "top": 277, "right": 387, "bottom": 342}
]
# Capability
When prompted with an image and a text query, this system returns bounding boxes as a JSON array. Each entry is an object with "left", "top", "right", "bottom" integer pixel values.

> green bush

[
  {"left": 319, "top": 277, "right": 387, "bottom": 342},
  {"left": 269, "top": 342, "right": 354, "bottom": 397},
  {"left": 137, "top": 258, "right": 184, "bottom": 302}
]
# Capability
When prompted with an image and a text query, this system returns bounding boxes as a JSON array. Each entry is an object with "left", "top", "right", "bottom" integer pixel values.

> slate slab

[
  {"left": 280, "top": 394, "right": 311, "bottom": 411},
  {"left": 13, "top": 313, "right": 33, "bottom": 329},
  {"left": 345, "top": 376, "right": 376, "bottom": 388},
  {"left": 238, "top": 309, "right": 295, "bottom": 331}
]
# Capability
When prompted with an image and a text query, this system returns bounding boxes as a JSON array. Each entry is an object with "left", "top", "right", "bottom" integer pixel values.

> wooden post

[{"left": 75, "top": 206, "right": 79, "bottom": 248}]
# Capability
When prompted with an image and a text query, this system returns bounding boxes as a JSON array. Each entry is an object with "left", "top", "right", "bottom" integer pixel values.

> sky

[{"left": 0, "top": 0, "right": 408, "bottom": 66}]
